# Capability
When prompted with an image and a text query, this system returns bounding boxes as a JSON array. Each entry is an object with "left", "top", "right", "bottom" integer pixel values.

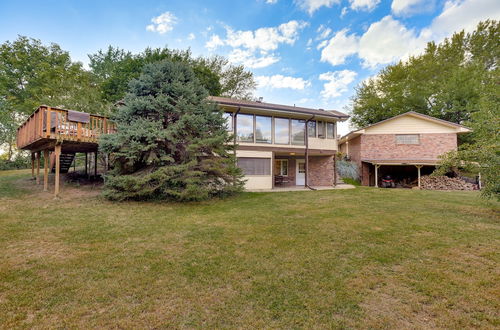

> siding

[{"left": 364, "top": 115, "right": 459, "bottom": 134}]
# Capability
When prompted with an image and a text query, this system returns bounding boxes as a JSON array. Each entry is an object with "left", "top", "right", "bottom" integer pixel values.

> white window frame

[
  {"left": 276, "top": 159, "right": 289, "bottom": 176},
  {"left": 395, "top": 134, "right": 420, "bottom": 145}
]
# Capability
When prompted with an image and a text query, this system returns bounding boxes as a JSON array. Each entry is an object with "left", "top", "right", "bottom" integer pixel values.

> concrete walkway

[{"left": 247, "top": 184, "right": 356, "bottom": 192}]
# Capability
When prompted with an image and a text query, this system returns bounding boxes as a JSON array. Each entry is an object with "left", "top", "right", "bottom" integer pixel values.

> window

[
  {"left": 307, "top": 120, "right": 316, "bottom": 138},
  {"left": 236, "top": 114, "right": 254, "bottom": 142},
  {"left": 223, "top": 112, "right": 233, "bottom": 132},
  {"left": 327, "top": 122, "right": 335, "bottom": 139},
  {"left": 317, "top": 121, "right": 325, "bottom": 138},
  {"left": 255, "top": 116, "right": 272, "bottom": 144},
  {"left": 274, "top": 118, "right": 290, "bottom": 144},
  {"left": 291, "top": 119, "right": 306, "bottom": 145},
  {"left": 275, "top": 159, "right": 288, "bottom": 176},
  {"left": 237, "top": 157, "right": 270, "bottom": 175},
  {"left": 298, "top": 161, "right": 305, "bottom": 174},
  {"left": 396, "top": 134, "right": 419, "bottom": 144}
]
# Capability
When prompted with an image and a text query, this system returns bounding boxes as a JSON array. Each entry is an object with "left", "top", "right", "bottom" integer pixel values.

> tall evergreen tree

[{"left": 99, "top": 60, "right": 244, "bottom": 201}]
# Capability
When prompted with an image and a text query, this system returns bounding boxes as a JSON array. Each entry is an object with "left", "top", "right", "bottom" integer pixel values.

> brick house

[
  {"left": 209, "top": 96, "right": 349, "bottom": 190},
  {"left": 338, "top": 112, "right": 471, "bottom": 187}
]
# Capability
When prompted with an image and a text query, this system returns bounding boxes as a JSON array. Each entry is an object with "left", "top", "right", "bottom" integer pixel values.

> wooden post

[
  {"left": 43, "top": 150, "right": 49, "bottom": 191},
  {"left": 46, "top": 107, "right": 51, "bottom": 137},
  {"left": 36, "top": 151, "right": 41, "bottom": 185},
  {"left": 416, "top": 165, "right": 423, "bottom": 188},
  {"left": 94, "top": 151, "right": 98, "bottom": 177},
  {"left": 375, "top": 164, "right": 380, "bottom": 187},
  {"left": 31, "top": 153, "right": 35, "bottom": 179},
  {"left": 54, "top": 145, "right": 61, "bottom": 197},
  {"left": 77, "top": 122, "right": 82, "bottom": 141}
]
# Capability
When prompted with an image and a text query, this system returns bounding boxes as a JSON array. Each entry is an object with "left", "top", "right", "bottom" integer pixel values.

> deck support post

[
  {"left": 85, "top": 152, "right": 88, "bottom": 176},
  {"left": 43, "top": 150, "right": 49, "bottom": 191},
  {"left": 36, "top": 151, "right": 41, "bottom": 185},
  {"left": 94, "top": 151, "right": 98, "bottom": 177},
  {"left": 375, "top": 164, "right": 380, "bottom": 187},
  {"left": 54, "top": 144, "right": 61, "bottom": 197},
  {"left": 31, "top": 153, "right": 35, "bottom": 179},
  {"left": 416, "top": 165, "right": 423, "bottom": 188}
]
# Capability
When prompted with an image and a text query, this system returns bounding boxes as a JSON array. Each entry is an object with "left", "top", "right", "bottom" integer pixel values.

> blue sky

[{"left": 1, "top": 0, "right": 499, "bottom": 134}]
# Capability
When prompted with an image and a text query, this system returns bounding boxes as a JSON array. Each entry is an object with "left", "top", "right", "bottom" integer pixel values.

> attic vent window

[{"left": 396, "top": 134, "right": 419, "bottom": 145}]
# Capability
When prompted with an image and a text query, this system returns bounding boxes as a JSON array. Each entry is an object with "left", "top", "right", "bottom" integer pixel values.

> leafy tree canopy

[
  {"left": 0, "top": 36, "right": 103, "bottom": 160},
  {"left": 99, "top": 60, "right": 244, "bottom": 201},
  {"left": 88, "top": 46, "right": 256, "bottom": 103},
  {"left": 349, "top": 20, "right": 499, "bottom": 131}
]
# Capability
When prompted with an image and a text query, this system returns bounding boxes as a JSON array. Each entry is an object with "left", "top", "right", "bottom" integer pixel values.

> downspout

[
  {"left": 233, "top": 107, "right": 241, "bottom": 151},
  {"left": 305, "top": 115, "right": 316, "bottom": 191},
  {"left": 233, "top": 107, "right": 241, "bottom": 185}
]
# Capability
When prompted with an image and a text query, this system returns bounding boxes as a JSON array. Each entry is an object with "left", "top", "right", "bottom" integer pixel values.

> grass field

[{"left": 0, "top": 170, "right": 499, "bottom": 328}]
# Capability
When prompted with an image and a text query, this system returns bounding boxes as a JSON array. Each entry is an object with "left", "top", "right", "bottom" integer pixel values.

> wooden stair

[{"left": 50, "top": 153, "right": 75, "bottom": 174}]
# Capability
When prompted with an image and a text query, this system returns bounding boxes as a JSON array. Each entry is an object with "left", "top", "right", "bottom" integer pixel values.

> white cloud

[
  {"left": 205, "top": 34, "right": 225, "bottom": 50},
  {"left": 321, "top": 16, "right": 428, "bottom": 68},
  {"left": 295, "top": 0, "right": 341, "bottom": 15},
  {"left": 228, "top": 49, "right": 280, "bottom": 69},
  {"left": 146, "top": 12, "right": 178, "bottom": 34},
  {"left": 340, "top": 7, "right": 349, "bottom": 17},
  {"left": 320, "top": 29, "right": 359, "bottom": 65},
  {"left": 187, "top": 33, "right": 195, "bottom": 40},
  {"left": 256, "top": 75, "right": 311, "bottom": 90},
  {"left": 205, "top": 20, "right": 308, "bottom": 68},
  {"left": 391, "top": 0, "right": 432, "bottom": 16},
  {"left": 358, "top": 15, "right": 426, "bottom": 68},
  {"left": 208, "top": 20, "right": 308, "bottom": 52},
  {"left": 266, "top": 0, "right": 278, "bottom": 3},
  {"left": 317, "top": 39, "right": 329, "bottom": 49},
  {"left": 423, "top": 0, "right": 500, "bottom": 40},
  {"left": 319, "top": 70, "right": 358, "bottom": 99},
  {"left": 316, "top": 25, "right": 333, "bottom": 40},
  {"left": 350, "top": 0, "right": 381, "bottom": 11}
]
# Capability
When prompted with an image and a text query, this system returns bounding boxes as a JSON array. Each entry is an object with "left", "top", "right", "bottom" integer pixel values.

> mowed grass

[{"left": 0, "top": 170, "right": 499, "bottom": 328}]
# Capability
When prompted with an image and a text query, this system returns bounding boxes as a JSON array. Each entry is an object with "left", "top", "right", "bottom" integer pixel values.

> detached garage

[{"left": 338, "top": 111, "right": 471, "bottom": 187}]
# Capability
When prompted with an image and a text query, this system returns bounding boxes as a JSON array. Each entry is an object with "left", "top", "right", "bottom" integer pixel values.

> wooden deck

[
  {"left": 16, "top": 105, "right": 114, "bottom": 197},
  {"left": 16, "top": 105, "right": 114, "bottom": 153}
]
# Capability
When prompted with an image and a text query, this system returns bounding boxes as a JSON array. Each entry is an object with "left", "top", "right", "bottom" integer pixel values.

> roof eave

[{"left": 213, "top": 100, "right": 349, "bottom": 120}]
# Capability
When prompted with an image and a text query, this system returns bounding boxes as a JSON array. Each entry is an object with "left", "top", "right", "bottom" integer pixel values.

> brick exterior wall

[
  {"left": 308, "top": 156, "right": 334, "bottom": 186},
  {"left": 274, "top": 155, "right": 334, "bottom": 186},
  {"left": 355, "top": 133, "right": 457, "bottom": 186},
  {"left": 346, "top": 135, "right": 361, "bottom": 163},
  {"left": 360, "top": 133, "right": 457, "bottom": 161}
]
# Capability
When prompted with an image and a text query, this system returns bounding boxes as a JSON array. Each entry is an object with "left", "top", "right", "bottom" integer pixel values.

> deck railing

[{"left": 16, "top": 106, "right": 114, "bottom": 149}]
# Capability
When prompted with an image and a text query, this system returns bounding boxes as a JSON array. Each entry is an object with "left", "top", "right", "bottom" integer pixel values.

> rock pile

[{"left": 420, "top": 175, "right": 477, "bottom": 190}]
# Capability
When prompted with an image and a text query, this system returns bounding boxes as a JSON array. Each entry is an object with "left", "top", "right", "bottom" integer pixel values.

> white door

[{"left": 296, "top": 159, "right": 305, "bottom": 185}]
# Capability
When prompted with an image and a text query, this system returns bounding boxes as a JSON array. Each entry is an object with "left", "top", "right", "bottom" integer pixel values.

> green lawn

[{"left": 0, "top": 170, "right": 499, "bottom": 328}]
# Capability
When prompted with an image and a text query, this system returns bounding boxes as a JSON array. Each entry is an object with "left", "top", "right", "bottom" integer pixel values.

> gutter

[
  {"left": 305, "top": 115, "right": 316, "bottom": 191},
  {"left": 216, "top": 102, "right": 349, "bottom": 121}
]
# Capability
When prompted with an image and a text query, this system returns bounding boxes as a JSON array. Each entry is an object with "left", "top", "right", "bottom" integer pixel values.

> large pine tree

[{"left": 99, "top": 60, "right": 244, "bottom": 201}]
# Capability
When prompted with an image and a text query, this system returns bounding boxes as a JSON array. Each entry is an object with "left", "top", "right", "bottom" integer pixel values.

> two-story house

[
  {"left": 338, "top": 111, "right": 471, "bottom": 187},
  {"left": 209, "top": 96, "right": 349, "bottom": 190}
]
